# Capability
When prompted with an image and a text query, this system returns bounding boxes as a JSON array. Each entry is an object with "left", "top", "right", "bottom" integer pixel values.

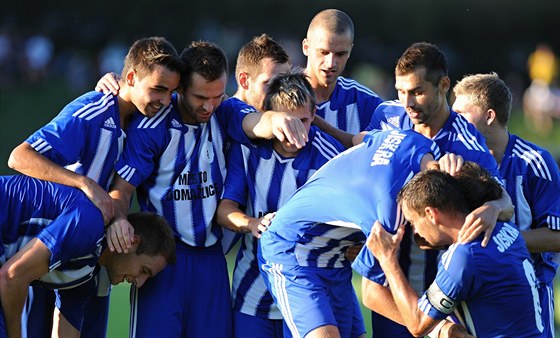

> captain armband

[{"left": 426, "top": 282, "right": 457, "bottom": 315}]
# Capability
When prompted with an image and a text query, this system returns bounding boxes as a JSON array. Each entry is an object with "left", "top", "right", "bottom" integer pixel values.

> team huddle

[{"left": 1, "top": 8, "right": 559, "bottom": 338}]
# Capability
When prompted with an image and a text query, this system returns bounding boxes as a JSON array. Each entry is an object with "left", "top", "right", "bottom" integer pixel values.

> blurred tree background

[{"left": 0, "top": 1, "right": 559, "bottom": 336}]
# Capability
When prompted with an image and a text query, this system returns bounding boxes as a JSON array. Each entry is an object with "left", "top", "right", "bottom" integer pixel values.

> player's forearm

[
  {"left": 242, "top": 111, "right": 275, "bottom": 139},
  {"left": 312, "top": 115, "right": 354, "bottom": 148},
  {"left": 381, "top": 259, "right": 436, "bottom": 337},
  {"left": 8, "top": 142, "right": 87, "bottom": 189},
  {"left": 361, "top": 277, "right": 405, "bottom": 325},
  {"left": 108, "top": 177, "right": 135, "bottom": 220},
  {"left": 492, "top": 186, "right": 514, "bottom": 222},
  {"left": 0, "top": 273, "right": 28, "bottom": 338},
  {"left": 216, "top": 200, "right": 254, "bottom": 234},
  {"left": 522, "top": 227, "right": 560, "bottom": 253}
]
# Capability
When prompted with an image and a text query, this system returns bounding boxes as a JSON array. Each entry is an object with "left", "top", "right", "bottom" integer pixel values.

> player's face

[
  {"left": 180, "top": 72, "right": 227, "bottom": 124},
  {"left": 303, "top": 27, "right": 353, "bottom": 90},
  {"left": 452, "top": 94, "right": 489, "bottom": 134},
  {"left": 245, "top": 58, "right": 291, "bottom": 111},
  {"left": 106, "top": 251, "right": 167, "bottom": 288},
  {"left": 395, "top": 68, "right": 447, "bottom": 126},
  {"left": 273, "top": 101, "right": 314, "bottom": 155},
  {"left": 401, "top": 201, "right": 444, "bottom": 249},
  {"left": 131, "top": 65, "right": 180, "bottom": 118}
]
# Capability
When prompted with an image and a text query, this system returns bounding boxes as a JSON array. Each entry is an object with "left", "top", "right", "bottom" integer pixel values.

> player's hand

[
  {"left": 345, "top": 243, "right": 364, "bottom": 262},
  {"left": 255, "top": 212, "right": 276, "bottom": 238},
  {"left": 438, "top": 153, "right": 464, "bottom": 176},
  {"left": 271, "top": 112, "right": 308, "bottom": 149},
  {"left": 458, "top": 201, "right": 499, "bottom": 247},
  {"left": 80, "top": 178, "right": 114, "bottom": 225},
  {"left": 106, "top": 217, "right": 134, "bottom": 253},
  {"left": 366, "top": 221, "right": 404, "bottom": 263},
  {"left": 95, "top": 72, "right": 121, "bottom": 95},
  {"left": 439, "top": 321, "right": 476, "bottom": 338}
]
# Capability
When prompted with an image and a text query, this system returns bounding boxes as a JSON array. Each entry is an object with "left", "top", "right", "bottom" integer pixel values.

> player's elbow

[{"left": 7, "top": 143, "right": 29, "bottom": 172}]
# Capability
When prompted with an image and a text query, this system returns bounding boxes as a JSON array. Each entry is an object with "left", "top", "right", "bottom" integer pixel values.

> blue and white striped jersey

[
  {"left": 115, "top": 94, "right": 254, "bottom": 247},
  {"left": 0, "top": 175, "right": 104, "bottom": 290},
  {"left": 364, "top": 100, "right": 500, "bottom": 292},
  {"left": 223, "top": 126, "right": 345, "bottom": 319},
  {"left": 26, "top": 92, "right": 126, "bottom": 190},
  {"left": 316, "top": 76, "right": 383, "bottom": 134},
  {"left": 500, "top": 134, "right": 560, "bottom": 286},
  {"left": 421, "top": 222, "right": 543, "bottom": 337},
  {"left": 259, "top": 129, "right": 441, "bottom": 270}
]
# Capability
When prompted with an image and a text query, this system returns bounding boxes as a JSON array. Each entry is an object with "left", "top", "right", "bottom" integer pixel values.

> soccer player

[
  {"left": 258, "top": 127, "right": 446, "bottom": 338},
  {"left": 366, "top": 163, "right": 545, "bottom": 337},
  {"left": 302, "top": 9, "right": 384, "bottom": 148},
  {"left": 104, "top": 41, "right": 309, "bottom": 338},
  {"left": 355, "top": 42, "right": 513, "bottom": 338},
  {"left": 0, "top": 175, "right": 175, "bottom": 338},
  {"left": 217, "top": 71, "right": 346, "bottom": 338},
  {"left": 7, "top": 36, "right": 183, "bottom": 338},
  {"left": 452, "top": 72, "right": 560, "bottom": 337}
]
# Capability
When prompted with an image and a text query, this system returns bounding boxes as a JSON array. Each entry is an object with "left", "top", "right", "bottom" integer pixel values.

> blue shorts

[
  {"left": 370, "top": 310, "right": 413, "bottom": 338},
  {"left": 130, "top": 242, "right": 233, "bottom": 338},
  {"left": 23, "top": 270, "right": 110, "bottom": 337},
  {"left": 260, "top": 261, "right": 363, "bottom": 338},
  {"left": 540, "top": 282, "right": 555, "bottom": 338},
  {"left": 234, "top": 311, "right": 285, "bottom": 338}
]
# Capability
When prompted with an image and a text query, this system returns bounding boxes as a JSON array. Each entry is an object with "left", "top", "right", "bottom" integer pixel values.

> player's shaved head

[{"left": 307, "top": 9, "right": 354, "bottom": 41}]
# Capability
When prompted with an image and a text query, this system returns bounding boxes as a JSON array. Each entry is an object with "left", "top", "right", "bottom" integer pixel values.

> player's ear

[
  {"left": 302, "top": 38, "right": 310, "bottom": 56},
  {"left": 125, "top": 68, "right": 136, "bottom": 86},
  {"left": 425, "top": 206, "right": 437, "bottom": 222},
  {"left": 486, "top": 108, "right": 497, "bottom": 126},
  {"left": 238, "top": 72, "right": 250, "bottom": 90},
  {"left": 438, "top": 76, "right": 450, "bottom": 94},
  {"left": 131, "top": 234, "right": 140, "bottom": 246}
]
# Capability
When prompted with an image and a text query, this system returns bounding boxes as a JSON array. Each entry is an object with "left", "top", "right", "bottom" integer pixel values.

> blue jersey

[
  {"left": 26, "top": 91, "right": 126, "bottom": 190},
  {"left": 366, "top": 100, "right": 499, "bottom": 177},
  {"left": 259, "top": 129, "right": 441, "bottom": 268},
  {"left": 500, "top": 134, "right": 560, "bottom": 285},
  {"left": 115, "top": 94, "right": 254, "bottom": 247},
  {"left": 316, "top": 76, "right": 383, "bottom": 134},
  {"left": 224, "top": 127, "right": 344, "bottom": 319},
  {"left": 421, "top": 222, "right": 544, "bottom": 337},
  {"left": 364, "top": 100, "right": 500, "bottom": 293},
  {"left": 0, "top": 175, "right": 104, "bottom": 289}
]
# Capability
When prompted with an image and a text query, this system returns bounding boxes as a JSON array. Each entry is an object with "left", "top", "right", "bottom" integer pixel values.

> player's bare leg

[{"left": 51, "top": 307, "right": 80, "bottom": 338}]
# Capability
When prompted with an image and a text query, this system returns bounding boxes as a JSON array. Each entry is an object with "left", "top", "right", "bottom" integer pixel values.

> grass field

[{"left": 1, "top": 80, "right": 559, "bottom": 337}]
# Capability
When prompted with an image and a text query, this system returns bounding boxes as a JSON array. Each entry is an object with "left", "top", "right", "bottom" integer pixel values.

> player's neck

[
  {"left": 116, "top": 87, "right": 137, "bottom": 129},
  {"left": 414, "top": 104, "right": 450, "bottom": 139},
  {"left": 272, "top": 141, "right": 300, "bottom": 158},
  {"left": 486, "top": 127, "right": 509, "bottom": 165}
]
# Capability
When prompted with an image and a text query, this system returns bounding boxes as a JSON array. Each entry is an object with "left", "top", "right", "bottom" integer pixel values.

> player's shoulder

[
  {"left": 216, "top": 96, "right": 257, "bottom": 115},
  {"left": 129, "top": 103, "right": 175, "bottom": 131},
  {"left": 308, "top": 126, "right": 345, "bottom": 156},
  {"left": 507, "top": 134, "right": 559, "bottom": 181},
  {"left": 64, "top": 91, "right": 117, "bottom": 120},
  {"left": 337, "top": 76, "right": 380, "bottom": 98}
]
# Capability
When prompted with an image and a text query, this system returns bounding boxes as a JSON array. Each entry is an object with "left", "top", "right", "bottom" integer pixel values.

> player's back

[{"left": 437, "top": 222, "right": 544, "bottom": 337}]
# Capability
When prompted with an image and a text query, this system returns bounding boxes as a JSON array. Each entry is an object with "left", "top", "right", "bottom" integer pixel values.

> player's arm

[
  {"left": 107, "top": 175, "right": 136, "bottom": 253},
  {"left": 361, "top": 277, "right": 404, "bottom": 324},
  {"left": 522, "top": 228, "right": 560, "bottom": 252},
  {"left": 458, "top": 185, "right": 513, "bottom": 246},
  {"left": 0, "top": 238, "right": 50, "bottom": 338},
  {"left": 95, "top": 72, "right": 121, "bottom": 95},
  {"left": 216, "top": 199, "right": 262, "bottom": 238},
  {"left": 8, "top": 143, "right": 114, "bottom": 225},
  {"left": 312, "top": 115, "right": 354, "bottom": 148},
  {"left": 242, "top": 110, "right": 308, "bottom": 148},
  {"left": 366, "top": 222, "right": 441, "bottom": 336}
]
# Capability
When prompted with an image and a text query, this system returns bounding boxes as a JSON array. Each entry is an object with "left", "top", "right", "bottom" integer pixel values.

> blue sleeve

[
  {"left": 26, "top": 103, "right": 89, "bottom": 165},
  {"left": 215, "top": 98, "right": 256, "bottom": 144},
  {"left": 114, "top": 115, "right": 164, "bottom": 186},
  {"left": 221, "top": 142, "right": 248, "bottom": 206},
  {"left": 351, "top": 245, "right": 387, "bottom": 285},
  {"left": 420, "top": 245, "right": 475, "bottom": 319},
  {"left": 528, "top": 151, "right": 560, "bottom": 230}
]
